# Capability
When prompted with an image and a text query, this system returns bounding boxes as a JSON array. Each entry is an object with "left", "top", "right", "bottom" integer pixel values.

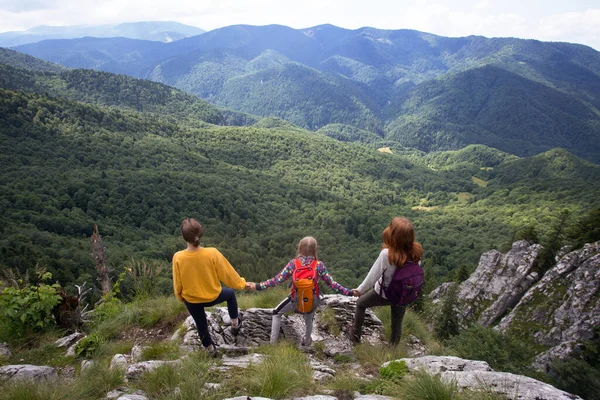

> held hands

[
  {"left": 352, "top": 289, "right": 361, "bottom": 297},
  {"left": 245, "top": 282, "right": 257, "bottom": 291}
]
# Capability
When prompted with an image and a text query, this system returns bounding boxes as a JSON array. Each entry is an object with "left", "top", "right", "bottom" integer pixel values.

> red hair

[{"left": 382, "top": 217, "right": 423, "bottom": 267}]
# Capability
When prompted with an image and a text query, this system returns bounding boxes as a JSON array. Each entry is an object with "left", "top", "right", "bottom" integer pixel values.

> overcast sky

[{"left": 1, "top": 0, "right": 599, "bottom": 50}]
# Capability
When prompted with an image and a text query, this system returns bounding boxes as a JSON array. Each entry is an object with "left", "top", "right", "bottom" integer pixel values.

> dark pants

[
  {"left": 185, "top": 287, "right": 238, "bottom": 348},
  {"left": 353, "top": 289, "right": 406, "bottom": 345}
]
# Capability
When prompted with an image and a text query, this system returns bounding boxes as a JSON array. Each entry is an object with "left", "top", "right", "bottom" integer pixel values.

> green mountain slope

[
  {"left": 12, "top": 25, "right": 600, "bottom": 163},
  {"left": 1, "top": 64, "right": 599, "bottom": 290},
  {"left": 0, "top": 47, "right": 66, "bottom": 73},
  {"left": 386, "top": 65, "right": 600, "bottom": 161}
]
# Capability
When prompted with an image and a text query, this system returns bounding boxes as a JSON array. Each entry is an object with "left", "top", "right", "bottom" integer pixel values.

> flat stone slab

[{"left": 0, "top": 364, "right": 58, "bottom": 382}]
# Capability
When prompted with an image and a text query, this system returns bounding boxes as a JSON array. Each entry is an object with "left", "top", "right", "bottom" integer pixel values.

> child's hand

[
  {"left": 352, "top": 289, "right": 361, "bottom": 297},
  {"left": 245, "top": 282, "right": 257, "bottom": 291}
]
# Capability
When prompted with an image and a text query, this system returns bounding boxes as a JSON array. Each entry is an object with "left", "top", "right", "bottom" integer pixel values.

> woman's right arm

[
  {"left": 356, "top": 250, "right": 386, "bottom": 295},
  {"left": 257, "top": 260, "right": 294, "bottom": 290},
  {"left": 172, "top": 255, "right": 184, "bottom": 302}
]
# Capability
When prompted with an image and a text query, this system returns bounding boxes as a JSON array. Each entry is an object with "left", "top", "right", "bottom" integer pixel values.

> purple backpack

[{"left": 380, "top": 261, "right": 424, "bottom": 306}]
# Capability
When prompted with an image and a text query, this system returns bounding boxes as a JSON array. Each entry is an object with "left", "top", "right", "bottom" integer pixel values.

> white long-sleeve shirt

[{"left": 357, "top": 248, "right": 397, "bottom": 299}]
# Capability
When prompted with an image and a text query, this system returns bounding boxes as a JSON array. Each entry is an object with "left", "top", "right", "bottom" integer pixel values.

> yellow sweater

[{"left": 172, "top": 247, "right": 246, "bottom": 303}]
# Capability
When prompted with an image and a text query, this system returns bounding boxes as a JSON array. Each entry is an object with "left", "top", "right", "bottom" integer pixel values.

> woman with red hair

[{"left": 350, "top": 217, "right": 423, "bottom": 345}]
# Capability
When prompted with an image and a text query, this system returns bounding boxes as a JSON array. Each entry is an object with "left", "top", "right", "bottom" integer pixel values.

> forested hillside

[
  {"left": 1, "top": 62, "right": 599, "bottom": 300},
  {"left": 13, "top": 24, "right": 600, "bottom": 162}
]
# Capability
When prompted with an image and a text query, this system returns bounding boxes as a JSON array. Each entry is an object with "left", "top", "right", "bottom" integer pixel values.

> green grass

[
  {"left": 472, "top": 176, "right": 488, "bottom": 187},
  {"left": 240, "top": 342, "right": 315, "bottom": 399},
  {"left": 353, "top": 342, "right": 408, "bottom": 374},
  {"left": 400, "top": 370, "right": 460, "bottom": 400},
  {"left": 236, "top": 287, "right": 290, "bottom": 309},
  {"left": 6, "top": 332, "right": 74, "bottom": 367},
  {"left": 318, "top": 306, "right": 341, "bottom": 336},
  {"left": 373, "top": 307, "right": 442, "bottom": 355},
  {"left": 140, "top": 341, "right": 180, "bottom": 361}
]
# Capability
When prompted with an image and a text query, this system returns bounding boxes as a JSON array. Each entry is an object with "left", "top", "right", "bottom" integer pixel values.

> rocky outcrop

[
  {"left": 180, "top": 295, "right": 385, "bottom": 355},
  {"left": 0, "top": 364, "right": 58, "bottom": 383},
  {"left": 496, "top": 242, "right": 600, "bottom": 370},
  {"left": 395, "top": 356, "right": 581, "bottom": 400},
  {"left": 430, "top": 240, "right": 542, "bottom": 327}
]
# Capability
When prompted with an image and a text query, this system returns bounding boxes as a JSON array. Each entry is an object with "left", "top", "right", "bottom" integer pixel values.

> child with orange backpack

[{"left": 248, "top": 236, "right": 356, "bottom": 346}]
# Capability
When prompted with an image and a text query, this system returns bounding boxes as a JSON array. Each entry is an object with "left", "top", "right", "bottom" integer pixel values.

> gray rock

[
  {"left": 405, "top": 334, "right": 427, "bottom": 357},
  {"left": 106, "top": 389, "right": 125, "bottom": 400},
  {"left": 0, "top": 343, "right": 10, "bottom": 359},
  {"left": 0, "top": 364, "right": 58, "bottom": 382},
  {"left": 117, "top": 395, "right": 148, "bottom": 400},
  {"left": 125, "top": 360, "right": 181, "bottom": 381},
  {"left": 397, "top": 356, "right": 581, "bottom": 400},
  {"left": 80, "top": 359, "right": 95, "bottom": 374},
  {"left": 395, "top": 356, "right": 492, "bottom": 374},
  {"left": 531, "top": 341, "right": 583, "bottom": 373},
  {"left": 177, "top": 295, "right": 384, "bottom": 352},
  {"left": 130, "top": 345, "right": 149, "bottom": 362},
  {"left": 221, "top": 353, "right": 266, "bottom": 369},
  {"left": 66, "top": 336, "right": 86, "bottom": 357},
  {"left": 55, "top": 332, "right": 85, "bottom": 348},
  {"left": 354, "top": 395, "right": 394, "bottom": 400},
  {"left": 442, "top": 370, "right": 582, "bottom": 400},
  {"left": 293, "top": 396, "right": 337, "bottom": 400},
  {"left": 430, "top": 240, "right": 542, "bottom": 328},
  {"left": 223, "top": 397, "right": 272, "bottom": 400},
  {"left": 110, "top": 354, "right": 129, "bottom": 370},
  {"left": 497, "top": 242, "right": 600, "bottom": 349}
]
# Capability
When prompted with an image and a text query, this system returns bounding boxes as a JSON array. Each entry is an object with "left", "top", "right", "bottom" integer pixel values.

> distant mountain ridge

[
  {"left": 0, "top": 21, "right": 204, "bottom": 47},
  {"left": 12, "top": 23, "right": 600, "bottom": 163}
]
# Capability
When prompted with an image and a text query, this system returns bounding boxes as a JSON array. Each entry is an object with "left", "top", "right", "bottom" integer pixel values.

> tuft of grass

[
  {"left": 0, "top": 381, "right": 61, "bottom": 400},
  {"left": 353, "top": 342, "right": 408, "bottom": 374},
  {"left": 373, "top": 307, "right": 442, "bottom": 354},
  {"left": 140, "top": 341, "right": 180, "bottom": 361},
  {"left": 8, "top": 340, "right": 74, "bottom": 367},
  {"left": 240, "top": 342, "right": 315, "bottom": 399},
  {"left": 325, "top": 370, "right": 370, "bottom": 398},
  {"left": 93, "top": 340, "right": 134, "bottom": 361},
  {"left": 64, "top": 361, "right": 124, "bottom": 399},
  {"left": 93, "top": 296, "right": 186, "bottom": 339},
  {"left": 236, "top": 287, "right": 290, "bottom": 309},
  {"left": 400, "top": 370, "right": 460, "bottom": 400},
  {"left": 136, "top": 363, "right": 180, "bottom": 398},
  {"left": 319, "top": 306, "right": 341, "bottom": 336}
]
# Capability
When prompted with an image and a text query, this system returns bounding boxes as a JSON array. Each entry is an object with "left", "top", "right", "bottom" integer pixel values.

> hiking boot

[
  {"left": 231, "top": 314, "right": 243, "bottom": 336},
  {"left": 204, "top": 344, "right": 220, "bottom": 358},
  {"left": 347, "top": 325, "right": 360, "bottom": 344}
]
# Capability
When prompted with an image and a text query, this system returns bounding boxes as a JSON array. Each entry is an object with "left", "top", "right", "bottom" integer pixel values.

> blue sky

[{"left": 0, "top": 0, "right": 599, "bottom": 49}]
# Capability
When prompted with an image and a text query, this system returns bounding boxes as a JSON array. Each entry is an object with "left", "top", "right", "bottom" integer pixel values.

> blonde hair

[{"left": 297, "top": 236, "right": 318, "bottom": 259}]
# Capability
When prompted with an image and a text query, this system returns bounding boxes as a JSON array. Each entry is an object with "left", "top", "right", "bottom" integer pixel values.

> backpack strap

[{"left": 309, "top": 259, "right": 319, "bottom": 297}]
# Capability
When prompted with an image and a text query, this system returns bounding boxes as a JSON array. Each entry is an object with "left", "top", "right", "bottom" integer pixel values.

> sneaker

[{"left": 231, "top": 314, "right": 243, "bottom": 336}]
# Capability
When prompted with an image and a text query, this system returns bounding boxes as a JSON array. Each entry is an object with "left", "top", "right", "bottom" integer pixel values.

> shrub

[
  {"left": 446, "top": 324, "right": 536, "bottom": 375},
  {"left": 380, "top": 360, "right": 409, "bottom": 380},
  {"left": 0, "top": 271, "right": 62, "bottom": 341},
  {"left": 74, "top": 332, "right": 106, "bottom": 358}
]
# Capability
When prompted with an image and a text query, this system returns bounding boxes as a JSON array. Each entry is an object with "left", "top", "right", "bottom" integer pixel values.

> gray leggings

[
  {"left": 271, "top": 296, "right": 314, "bottom": 345},
  {"left": 352, "top": 289, "right": 406, "bottom": 345}
]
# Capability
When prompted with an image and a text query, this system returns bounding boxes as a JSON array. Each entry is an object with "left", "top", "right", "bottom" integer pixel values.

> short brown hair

[
  {"left": 181, "top": 218, "right": 204, "bottom": 247},
  {"left": 297, "top": 236, "right": 318, "bottom": 259},
  {"left": 382, "top": 217, "right": 423, "bottom": 267}
]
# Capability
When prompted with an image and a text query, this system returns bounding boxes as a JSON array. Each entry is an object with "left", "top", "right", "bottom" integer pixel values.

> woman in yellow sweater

[{"left": 172, "top": 218, "right": 248, "bottom": 354}]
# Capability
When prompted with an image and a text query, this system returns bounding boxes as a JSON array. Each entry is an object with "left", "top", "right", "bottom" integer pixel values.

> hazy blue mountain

[
  {"left": 13, "top": 24, "right": 600, "bottom": 162},
  {"left": 0, "top": 21, "right": 204, "bottom": 47}
]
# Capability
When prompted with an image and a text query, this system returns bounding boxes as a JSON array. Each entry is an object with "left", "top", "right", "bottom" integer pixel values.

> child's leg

[
  {"left": 271, "top": 296, "right": 293, "bottom": 343},
  {"left": 302, "top": 312, "right": 315, "bottom": 345}
]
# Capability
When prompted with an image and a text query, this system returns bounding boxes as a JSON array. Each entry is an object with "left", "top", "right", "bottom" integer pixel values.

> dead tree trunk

[{"left": 91, "top": 224, "right": 111, "bottom": 295}]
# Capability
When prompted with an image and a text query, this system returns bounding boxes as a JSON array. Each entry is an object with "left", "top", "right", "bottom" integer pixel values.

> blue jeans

[{"left": 185, "top": 287, "right": 238, "bottom": 348}]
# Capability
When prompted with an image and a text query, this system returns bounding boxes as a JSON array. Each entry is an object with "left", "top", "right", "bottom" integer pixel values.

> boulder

[
  {"left": 110, "top": 354, "right": 129, "bottom": 370},
  {"left": 55, "top": 332, "right": 85, "bottom": 348},
  {"left": 397, "top": 356, "right": 581, "bottom": 400},
  {"left": 430, "top": 240, "right": 541, "bottom": 327},
  {"left": 125, "top": 360, "right": 181, "bottom": 381},
  {"left": 0, "top": 364, "right": 58, "bottom": 383},
  {"left": 497, "top": 242, "right": 600, "bottom": 349}
]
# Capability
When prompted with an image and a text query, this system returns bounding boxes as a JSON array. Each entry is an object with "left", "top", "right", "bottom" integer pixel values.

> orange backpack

[{"left": 291, "top": 259, "right": 319, "bottom": 313}]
